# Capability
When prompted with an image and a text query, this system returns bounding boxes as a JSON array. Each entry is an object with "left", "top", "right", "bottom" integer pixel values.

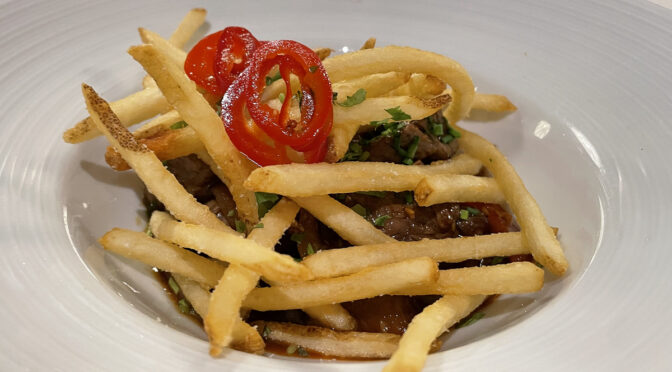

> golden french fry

[
  {"left": 149, "top": 211, "right": 312, "bottom": 283},
  {"left": 139, "top": 28, "right": 187, "bottom": 67},
  {"left": 133, "top": 110, "right": 182, "bottom": 139},
  {"left": 302, "top": 232, "right": 527, "bottom": 279},
  {"left": 383, "top": 295, "right": 486, "bottom": 372},
  {"left": 142, "top": 75, "right": 157, "bottom": 89},
  {"left": 128, "top": 43, "right": 260, "bottom": 224},
  {"left": 242, "top": 257, "right": 438, "bottom": 311},
  {"left": 64, "top": 86, "right": 170, "bottom": 144},
  {"left": 456, "top": 128, "right": 568, "bottom": 276},
  {"left": 100, "top": 228, "right": 225, "bottom": 288},
  {"left": 302, "top": 305, "right": 357, "bottom": 331},
  {"left": 169, "top": 8, "right": 207, "bottom": 49},
  {"left": 314, "top": 47, "right": 332, "bottom": 61},
  {"left": 360, "top": 37, "right": 376, "bottom": 50},
  {"left": 414, "top": 174, "right": 506, "bottom": 206},
  {"left": 322, "top": 46, "right": 475, "bottom": 127},
  {"left": 244, "top": 153, "right": 482, "bottom": 196},
  {"left": 386, "top": 73, "right": 446, "bottom": 99},
  {"left": 172, "top": 274, "right": 265, "bottom": 354},
  {"left": 333, "top": 72, "right": 410, "bottom": 102},
  {"left": 81, "top": 84, "right": 233, "bottom": 233},
  {"left": 328, "top": 94, "right": 452, "bottom": 161},
  {"left": 206, "top": 199, "right": 300, "bottom": 356},
  {"left": 470, "top": 93, "right": 517, "bottom": 112},
  {"left": 105, "top": 126, "right": 204, "bottom": 171},
  {"left": 253, "top": 320, "right": 409, "bottom": 359},
  {"left": 395, "top": 262, "right": 544, "bottom": 296},
  {"left": 292, "top": 195, "right": 395, "bottom": 245}
]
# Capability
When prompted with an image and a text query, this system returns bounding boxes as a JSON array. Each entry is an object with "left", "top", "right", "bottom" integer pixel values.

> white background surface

[{"left": 1, "top": 0, "right": 671, "bottom": 371}]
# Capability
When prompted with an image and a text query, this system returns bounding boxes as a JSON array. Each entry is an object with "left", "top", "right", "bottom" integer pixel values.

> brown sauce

[{"left": 154, "top": 270, "right": 203, "bottom": 327}]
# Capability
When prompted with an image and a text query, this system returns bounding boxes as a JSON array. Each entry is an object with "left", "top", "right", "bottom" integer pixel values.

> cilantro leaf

[
  {"left": 235, "top": 219, "right": 247, "bottom": 234},
  {"left": 337, "top": 88, "right": 367, "bottom": 107},
  {"left": 265, "top": 72, "right": 281, "bottom": 86},
  {"left": 262, "top": 325, "right": 271, "bottom": 338},
  {"left": 459, "top": 209, "right": 469, "bottom": 220},
  {"left": 385, "top": 106, "right": 412, "bottom": 121},
  {"left": 373, "top": 215, "right": 391, "bottom": 226},
  {"left": 290, "top": 233, "right": 305, "bottom": 243},
  {"left": 456, "top": 312, "right": 485, "bottom": 328},
  {"left": 306, "top": 243, "right": 315, "bottom": 255},
  {"left": 169, "top": 121, "right": 188, "bottom": 130},
  {"left": 351, "top": 204, "right": 368, "bottom": 217},
  {"left": 255, "top": 192, "right": 280, "bottom": 218},
  {"left": 168, "top": 276, "right": 180, "bottom": 295}
]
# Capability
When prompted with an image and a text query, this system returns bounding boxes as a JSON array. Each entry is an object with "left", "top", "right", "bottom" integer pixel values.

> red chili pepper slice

[
  {"left": 184, "top": 27, "right": 260, "bottom": 96},
  {"left": 465, "top": 203, "right": 514, "bottom": 233}
]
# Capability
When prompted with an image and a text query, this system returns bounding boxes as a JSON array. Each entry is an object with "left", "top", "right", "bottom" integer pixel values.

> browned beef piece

[
  {"left": 342, "top": 296, "right": 424, "bottom": 334},
  {"left": 288, "top": 210, "right": 349, "bottom": 258},
  {"left": 164, "top": 154, "right": 218, "bottom": 202}
]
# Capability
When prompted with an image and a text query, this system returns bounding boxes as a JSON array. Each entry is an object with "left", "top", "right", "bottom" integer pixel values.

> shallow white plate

[{"left": 2, "top": 0, "right": 672, "bottom": 370}]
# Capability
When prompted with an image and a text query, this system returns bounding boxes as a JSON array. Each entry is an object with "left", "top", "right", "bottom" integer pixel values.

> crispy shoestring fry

[
  {"left": 333, "top": 71, "right": 410, "bottom": 102},
  {"left": 360, "top": 37, "right": 376, "bottom": 50},
  {"left": 455, "top": 127, "right": 568, "bottom": 275},
  {"left": 383, "top": 295, "right": 486, "bottom": 372},
  {"left": 168, "top": 8, "right": 207, "bottom": 49},
  {"left": 385, "top": 73, "right": 446, "bottom": 99},
  {"left": 302, "top": 232, "right": 528, "bottom": 279},
  {"left": 172, "top": 274, "right": 265, "bottom": 354},
  {"left": 82, "top": 84, "right": 233, "bottom": 233},
  {"left": 414, "top": 174, "right": 506, "bottom": 206},
  {"left": 133, "top": 109, "right": 182, "bottom": 138},
  {"left": 128, "top": 43, "right": 260, "bottom": 224},
  {"left": 244, "top": 153, "right": 482, "bottom": 196}
]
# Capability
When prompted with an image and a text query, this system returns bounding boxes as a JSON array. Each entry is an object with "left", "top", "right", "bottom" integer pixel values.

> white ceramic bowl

[{"left": 2, "top": 0, "right": 672, "bottom": 370}]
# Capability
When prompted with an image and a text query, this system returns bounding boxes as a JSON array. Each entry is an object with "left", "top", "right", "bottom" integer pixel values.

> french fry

[
  {"left": 395, "top": 262, "right": 544, "bottom": 296},
  {"left": 105, "top": 126, "right": 204, "bottom": 171},
  {"left": 82, "top": 84, "right": 233, "bottom": 233},
  {"left": 314, "top": 47, "right": 332, "bottom": 61},
  {"left": 139, "top": 28, "right": 188, "bottom": 67},
  {"left": 172, "top": 274, "right": 265, "bottom": 354},
  {"left": 383, "top": 295, "right": 486, "bottom": 372},
  {"left": 333, "top": 72, "right": 410, "bottom": 101},
  {"left": 149, "top": 211, "right": 312, "bottom": 283},
  {"left": 206, "top": 199, "right": 300, "bottom": 356},
  {"left": 302, "top": 305, "right": 357, "bottom": 331},
  {"left": 100, "top": 228, "right": 225, "bottom": 288},
  {"left": 360, "top": 37, "right": 376, "bottom": 50},
  {"left": 244, "top": 153, "right": 482, "bottom": 196},
  {"left": 470, "top": 93, "right": 517, "bottom": 112},
  {"left": 386, "top": 73, "right": 446, "bottom": 99},
  {"left": 302, "top": 232, "right": 527, "bottom": 279},
  {"left": 328, "top": 94, "right": 452, "bottom": 161},
  {"left": 253, "top": 321, "right": 417, "bottom": 359},
  {"left": 414, "top": 174, "right": 506, "bottom": 206},
  {"left": 322, "top": 46, "right": 475, "bottom": 127},
  {"left": 456, "top": 128, "right": 568, "bottom": 275},
  {"left": 142, "top": 75, "right": 157, "bottom": 89},
  {"left": 292, "top": 195, "right": 396, "bottom": 245},
  {"left": 168, "top": 8, "right": 207, "bottom": 50},
  {"left": 242, "top": 257, "right": 438, "bottom": 311},
  {"left": 64, "top": 86, "right": 170, "bottom": 143},
  {"left": 128, "top": 43, "right": 260, "bottom": 223},
  {"left": 133, "top": 110, "right": 182, "bottom": 139}
]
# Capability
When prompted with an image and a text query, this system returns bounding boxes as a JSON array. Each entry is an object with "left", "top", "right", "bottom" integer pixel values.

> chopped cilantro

[
  {"left": 385, "top": 106, "right": 412, "bottom": 121},
  {"left": 405, "top": 136, "right": 420, "bottom": 160},
  {"left": 235, "top": 219, "right": 247, "bottom": 234},
  {"left": 227, "top": 210, "right": 235, "bottom": 217},
  {"left": 456, "top": 312, "right": 485, "bottom": 328},
  {"left": 490, "top": 256, "right": 505, "bottom": 265},
  {"left": 265, "top": 72, "right": 281, "bottom": 86},
  {"left": 359, "top": 151, "right": 370, "bottom": 161},
  {"left": 402, "top": 191, "right": 414, "bottom": 205},
  {"left": 402, "top": 158, "right": 413, "bottom": 165},
  {"left": 351, "top": 204, "right": 368, "bottom": 217},
  {"left": 337, "top": 88, "right": 367, "bottom": 107},
  {"left": 309, "top": 65, "right": 318, "bottom": 73},
  {"left": 177, "top": 298, "right": 191, "bottom": 314},
  {"left": 169, "top": 121, "right": 188, "bottom": 130},
  {"left": 465, "top": 207, "right": 481, "bottom": 215},
  {"left": 254, "top": 223, "right": 264, "bottom": 229},
  {"left": 306, "top": 243, "right": 315, "bottom": 255},
  {"left": 297, "top": 346, "right": 309, "bottom": 357},
  {"left": 356, "top": 191, "right": 387, "bottom": 198},
  {"left": 168, "top": 276, "right": 180, "bottom": 295},
  {"left": 262, "top": 325, "right": 271, "bottom": 338},
  {"left": 430, "top": 122, "right": 444, "bottom": 136},
  {"left": 447, "top": 126, "right": 461, "bottom": 138},
  {"left": 459, "top": 209, "right": 469, "bottom": 220},
  {"left": 290, "top": 233, "right": 305, "bottom": 244},
  {"left": 255, "top": 192, "right": 280, "bottom": 218},
  {"left": 286, "top": 344, "right": 298, "bottom": 354},
  {"left": 373, "top": 215, "right": 391, "bottom": 226},
  {"left": 440, "top": 134, "right": 455, "bottom": 144},
  {"left": 342, "top": 142, "right": 364, "bottom": 161},
  {"left": 278, "top": 92, "right": 286, "bottom": 103}
]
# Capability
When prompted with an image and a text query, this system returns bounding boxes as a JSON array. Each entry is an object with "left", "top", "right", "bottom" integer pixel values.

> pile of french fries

[{"left": 64, "top": 9, "right": 568, "bottom": 372}]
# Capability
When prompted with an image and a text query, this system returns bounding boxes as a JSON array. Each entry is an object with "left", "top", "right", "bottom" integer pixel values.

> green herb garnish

[
  {"left": 405, "top": 136, "right": 420, "bottom": 160},
  {"left": 278, "top": 92, "right": 286, "bottom": 103},
  {"left": 169, "top": 121, "right": 188, "bottom": 130},
  {"left": 373, "top": 215, "right": 391, "bottom": 226},
  {"left": 402, "top": 191, "right": 414, "bottom": 205},
  {"left": 430, "top": 122, "right": 444, "bottom": 136},
  {"left": 177, "top": 298, "right": 191, "bottom": 314},
  {"left": 465, "top": 207, "right": 481, "bottom": 215},
  {"left": 440, "top": 134, "right": 455, "bottom": 144},
  {"left": 309, "top": 65, "right": 318, "bottom": 73},
  {"left": 385, "top": 106, "right": 412, "bottom": 121},
  {"left": 456, "top": 312, "right": 485, "bottom": 328},
  {"left": 145, "top": 224, "right": 154, "bottom": 238},
  {"left": 306, "top": 243, "right": 315, "bottom": 255},
  {"left": 286, "top": 344, "right": 298, "bottom": 354},
  {"left": 290, "top": 232, "right": 305, "bottom": 244},
  {"left": 297, "top": 346, "right": 309, "bottom": 357},
  {"left": 235, "top": 219, "right": 247, "bottom": 234},
  {"left": 255, "top": 192, "right": 280, "bottom": 218},
  {"left": 447, "top": 125, "right": 461, "bottom": 138},
  {"left": 168, "top": 276, "right": 180, "bottom": 295},
  {"left": 459, "top": 209, "right": 470, "bottom": 220},
  {"left": 262, "top": 325, "right": 271, "bottom": 338},
  {"left": 337, "top": 88, "right": 367, "bottom": 107},
  {"left": 227, "top": 210, "right": 236, "bottom": 217},
  {"left": 254, "top": 223, "right": 264, "bottom": 229},
  {"left": 490, "top": 256, "right": 505, "bottom": 265},
  {"left": 265, "top": 72, "right": 281, "bottom": 86},
  {"left": 351, "top": 204, "right": 368, "bottom": 217}
]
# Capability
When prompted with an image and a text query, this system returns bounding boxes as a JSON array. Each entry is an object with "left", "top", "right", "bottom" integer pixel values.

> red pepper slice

[
  {"left": 465, "top": 203, "right": 514, "bottom": 233},
  {"left": 184, "top": 27, "right": 260, "bottom": 96}
]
